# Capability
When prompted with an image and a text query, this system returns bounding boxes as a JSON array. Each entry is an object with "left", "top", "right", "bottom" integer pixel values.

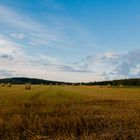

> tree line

[
  {"left": 0, "top": 77, "right": 140, "bottom": 86},
  {"left": 82, "top": 78, "right": 140, "bottom": 86}
]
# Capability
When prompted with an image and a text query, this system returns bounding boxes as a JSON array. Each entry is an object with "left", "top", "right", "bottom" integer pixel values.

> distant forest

[
  {"left": 0, "top": 77, "right": 140, "bottom": 86},
  {"left": 0, "top": 77, "right": 68, "bottom": 85},
  {"left": 83, "top": 78, "right": 140, "bottom": 86}
]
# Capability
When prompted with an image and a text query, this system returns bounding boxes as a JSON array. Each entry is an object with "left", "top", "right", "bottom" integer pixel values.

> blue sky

[{"left": 0, "top": 0, "right": 140, "bottom": 82}]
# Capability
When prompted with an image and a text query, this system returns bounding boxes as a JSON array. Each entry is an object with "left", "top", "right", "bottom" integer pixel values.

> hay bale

[
  {"left": 107, "top": 84, "right": 111, "bottom": 87},
  {"left": 119, "top": 84, "right": 124, "bottom": 88},
  {"left": 25, "top": 83, "right": 31, "bottom": 90},
  {"left": 1, "top": 83, "right": 5, "bottom": 86},
  {"left": 7, "top": 83, "right": 12, "bottom": 87}
]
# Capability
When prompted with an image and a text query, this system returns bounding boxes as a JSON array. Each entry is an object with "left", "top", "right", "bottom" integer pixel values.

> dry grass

[{"left": 0, "top": 85, "right": 140, "bottom": 140}]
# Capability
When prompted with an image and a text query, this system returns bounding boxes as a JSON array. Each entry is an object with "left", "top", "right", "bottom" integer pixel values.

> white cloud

[
  {"left": 10, "top": 33, "right": 25, "bottom": 40},
  {"left": 0, "top": 35, "right": 93, "bottom": 81},
  {"left": 0, "top": 35, "right": 23, "bottom": 55},
  {"left": 0, "top": 33, "right": 139, "bottom": 82},
  {"left": 0, "top": 37, "right": 139, "bottom": 81},
  {"left": 0, "top": 5, "right": 62, "bottom": 46},
  {"left": 0, "top": 69, "right": 14, "bottom": 78},
  {"left": 0, "top": 4, "right": 139, "bottom": 82},
  {"left": 104, "top": 51, "right": 119, "bottom": 59},
  {"left": 115, "top": 49, "right": 140, "bottom": 77},
  {"left": 0, "top": 5, "right": 95, "bottom": 48},
  {"left": 71, "top": 49, "right": 140, "bottom": 81}
]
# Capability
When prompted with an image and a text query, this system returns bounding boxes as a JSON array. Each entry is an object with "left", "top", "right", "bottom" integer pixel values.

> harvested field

[{"left": 0, "top": 85, "right": 140, "bottom": 140}]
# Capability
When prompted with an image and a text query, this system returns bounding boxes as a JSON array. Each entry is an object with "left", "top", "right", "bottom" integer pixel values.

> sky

[{"left": 0, "top": 0, "right": 140, "bottom": 82}]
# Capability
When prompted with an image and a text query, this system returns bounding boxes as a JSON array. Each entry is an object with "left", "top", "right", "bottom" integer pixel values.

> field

[{"left": 0, "top": 85, "right": 140, "bottom": 140}]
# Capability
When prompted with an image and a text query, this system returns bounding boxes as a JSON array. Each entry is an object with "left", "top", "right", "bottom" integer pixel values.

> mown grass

[{"left": 0, "top": 85, "right": 140, "bottom": 140}]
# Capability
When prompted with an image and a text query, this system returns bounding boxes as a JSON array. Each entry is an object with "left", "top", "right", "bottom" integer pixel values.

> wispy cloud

[
  {"left": 10, "top": 33, "right": 25, "bottom": 40},
  {"left": 0, "top": 4, "right": 95, "bottom": 48},
  {"left": 0, "top": 69, "right": 14, "bottom": 78},
  {"left": 0, "top": 35, "right": 92, "bottom": 81},
  {"left": 0, "top": 5, "right": 60, "bottom": 46},
  {"left": 0, "top": 2, "right": 139, "bottom": 82},
  {"left": 0, "top": 31, "right": 140, "bottom": 82},
  {"left": 0, "top": 3, "right": 99, "bottom": 82},
  {"left": 0, "top": 35, "right": 24, "bottom": 55}
]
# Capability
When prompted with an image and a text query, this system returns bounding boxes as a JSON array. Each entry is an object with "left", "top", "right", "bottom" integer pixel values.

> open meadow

[{"left": 0, "top": 85, "right": 140, "bottom": 140}]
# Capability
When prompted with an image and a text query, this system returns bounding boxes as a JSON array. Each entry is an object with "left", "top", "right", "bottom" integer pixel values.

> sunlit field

[{"left": 0, "top": 85, "right": 140, "bottom": 140}]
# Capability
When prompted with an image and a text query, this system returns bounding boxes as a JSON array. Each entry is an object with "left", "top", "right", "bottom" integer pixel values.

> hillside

[{"left": 0, "top": 77, "right": 70, "bottom": 85}]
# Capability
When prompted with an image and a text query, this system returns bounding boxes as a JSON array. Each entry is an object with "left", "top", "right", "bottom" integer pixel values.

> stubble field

[{"left": 0, "top": 85, "right": 140, "bottom": 140}]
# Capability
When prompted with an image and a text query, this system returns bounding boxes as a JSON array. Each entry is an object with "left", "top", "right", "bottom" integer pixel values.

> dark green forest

[
  {"left": 0, "top": 77, "right": 140, "bottom": 86},
  {"left": 83, "top": 78, "right": 140, "bottom": 86},
  {"left": 0, "top": 77, "right": 69, "bottom": 85}
]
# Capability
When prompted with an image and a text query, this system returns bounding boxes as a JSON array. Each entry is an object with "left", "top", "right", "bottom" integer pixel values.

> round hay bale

[
  {"left": 7, "top": 83, "right": 12, "bottom": 87},
  {"left": 1, "top": 83, "right": 5, "bottom": 86},
  {"left": 119, "top": 84, "right": 124, "bottom": 88},
  {"left": 25, "top": 83, "right": 31, "bottom": 90},
  {"left": 107, "top": 84, "right": 111, "bottom": 87}
]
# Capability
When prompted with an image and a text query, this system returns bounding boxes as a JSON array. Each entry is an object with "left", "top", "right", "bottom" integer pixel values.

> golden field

[{"left": 0, "top": 85, "right": 140, "bottom": 140}]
